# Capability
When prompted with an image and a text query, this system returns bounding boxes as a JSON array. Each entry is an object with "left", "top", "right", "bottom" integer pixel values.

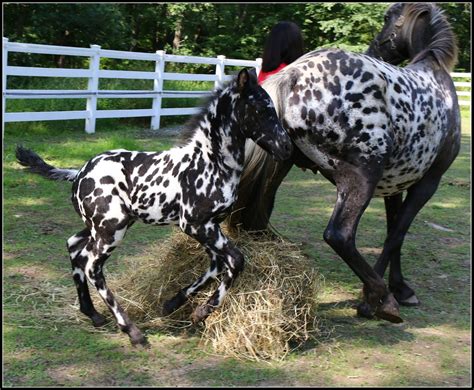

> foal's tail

[{"left": 15, "top": 145, "right": 79, "bottom": 182}]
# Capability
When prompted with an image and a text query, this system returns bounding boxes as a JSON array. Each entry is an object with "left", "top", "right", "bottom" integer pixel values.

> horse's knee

[
  {"left": 323, "top": 227, "right": 352, "bottom": 254},
  {"left": 72, "top": 267, "right": 86, "bottom": 285},
  {"left": 227, "top": 247, "right": 244, "bottom": 275}
]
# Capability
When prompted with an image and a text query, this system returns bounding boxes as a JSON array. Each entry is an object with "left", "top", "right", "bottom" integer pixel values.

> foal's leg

[
  {"left": 373, "top": 172, "right": 445, "bottom": 306},
  {"left": 323, "top": 162, "right": 402, "bottom": 323},
  {"left": 163, "top": 221, "right": 244, "bottom": 323},
  {"left": 191, "top": 240, "right": 244, "bottom": 323},
  {"left": 67, "top": 228, "right": 106, "bottom": 327},
  {"left": 82, "top": 223, "right": 147, "bottom": 346},
  {"left": 162, "top": 247, "right": 222, "bottom": 316}
]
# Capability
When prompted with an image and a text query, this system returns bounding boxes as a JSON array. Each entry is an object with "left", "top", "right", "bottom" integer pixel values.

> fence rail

[
  {"left": 2, "top": 38, "right": 471, "bottom": 134},
  {"left": 2, "top": 38, "right": 262, "bottom": 133},
  {"left": 450, "top": 72, "right": 471, "bottom": 107}
]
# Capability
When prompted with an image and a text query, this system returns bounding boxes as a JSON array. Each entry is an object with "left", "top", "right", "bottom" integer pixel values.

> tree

[{"left": 3, "top": 3, "right": 470, "bottom": 71}]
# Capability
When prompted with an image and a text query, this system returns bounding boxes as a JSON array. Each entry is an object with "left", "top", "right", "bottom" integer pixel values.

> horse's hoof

[
  {"left": 375, "top": 293, "right": 403, "bottom": 323},
  {"left": 397, "top": 293, "right": 420, "bottom": 307},
  {"left": 356, "top": 301, "right": 375, "bottom": 319},
  {"left": 390, "top": 282, "right": 420, "bottom": 307},
  {"left": 91, "top": 313, "right": 107, "bottom": 327},
  {"left": 191, "top": 304, "right": 212, "bottom": 324}
]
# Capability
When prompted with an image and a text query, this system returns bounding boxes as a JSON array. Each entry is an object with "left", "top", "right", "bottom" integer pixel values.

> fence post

[
  {"left": 215, "top": 55, "right": 226, "bottom": 89},
  {"left": 151, "top": 50, "right": 165, "bottom": 130},
  {"left": 85, "top": 44, "right": 101, "bottom": 134},
  {"left": 2, "top": 37, "right": 9, "bottom": 136}
]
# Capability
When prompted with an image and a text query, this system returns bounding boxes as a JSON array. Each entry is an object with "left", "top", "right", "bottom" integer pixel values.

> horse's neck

[
  {"left": 190, "top": 92, "right": 245, "bottom": 172},
  {"left": 408, "top": 57, "right": 451, "bottom": 86}
]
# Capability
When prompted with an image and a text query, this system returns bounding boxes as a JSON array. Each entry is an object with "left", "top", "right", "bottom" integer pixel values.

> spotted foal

[{"left": 16, "top": 68, "right": 292, "bottom": 346}]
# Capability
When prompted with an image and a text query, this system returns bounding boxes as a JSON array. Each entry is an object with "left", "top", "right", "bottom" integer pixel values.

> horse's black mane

[{"left": 402, "top": 2, "right": 458, "bottom": 71}]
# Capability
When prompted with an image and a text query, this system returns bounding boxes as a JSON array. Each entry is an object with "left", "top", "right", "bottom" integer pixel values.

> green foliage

[
  {"left": 2, "top": 3, "right": 471, "bottom": 132},
  {"left": 303, "top": 3, "right": 387, "bottom": 52},
  {"left": 4, "top": 3, "right": 470, "bottom": 71}
]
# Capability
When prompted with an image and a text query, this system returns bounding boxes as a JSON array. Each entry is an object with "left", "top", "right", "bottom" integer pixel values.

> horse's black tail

[
  {"left": 226, "top": 140, "right": 293, "bottom": 233},
  {"left": 15, "top": 145, "right": 79, "bottom": 182}
]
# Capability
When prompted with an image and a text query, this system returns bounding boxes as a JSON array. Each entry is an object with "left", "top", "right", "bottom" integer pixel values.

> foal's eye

[{"left": 384, "top": 14, "right": 389, "bottom": 22}]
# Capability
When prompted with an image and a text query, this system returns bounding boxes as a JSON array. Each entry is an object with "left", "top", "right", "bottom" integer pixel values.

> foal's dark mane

[
  {"left": 402, "top": 3, "right": 458, "bottom": 71},
  {"left": 178, "top": 87, "right": 224, "bottom": 145}
]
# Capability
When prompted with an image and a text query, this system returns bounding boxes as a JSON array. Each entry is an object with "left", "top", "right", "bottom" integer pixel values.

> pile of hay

[{"left": 106, "top": 228, "right": 322, "bottom": 361}]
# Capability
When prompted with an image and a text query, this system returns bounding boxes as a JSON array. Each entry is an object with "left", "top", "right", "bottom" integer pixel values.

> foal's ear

[
  {"left": 237, "top": 68, "right": 250, "bottom": 94},
  {"left": 247, "top": 68, "right": 258, "bottom": 81}
]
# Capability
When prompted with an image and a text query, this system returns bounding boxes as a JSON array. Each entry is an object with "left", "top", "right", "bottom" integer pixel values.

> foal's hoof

[
  {"left": 191, "top": 304, "right": 212, "bottom": 324},
  {"left": 375, "top": 293, "right": 403, "bottom": 323},
  {"left": 131, "top": 335, "right": 150, "bottom": 349},
  {"left": 91, "top": 313, "right": 107, "bottom": 328}
]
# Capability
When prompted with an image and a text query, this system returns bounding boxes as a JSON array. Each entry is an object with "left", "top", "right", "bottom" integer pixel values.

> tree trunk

[{"left": 173, "top": 20, "right": 182, "bottom": 52}]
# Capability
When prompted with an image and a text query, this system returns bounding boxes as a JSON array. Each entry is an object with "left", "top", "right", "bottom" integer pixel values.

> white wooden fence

[
  {"left": 451, "top": 72, "right": 472, "bottom": 107},
  {"left": 2, "top": 38, "right": 262, "bottom": 133},
  {"left": 2, "top": 38, "right": 471, "bottom": 134}
]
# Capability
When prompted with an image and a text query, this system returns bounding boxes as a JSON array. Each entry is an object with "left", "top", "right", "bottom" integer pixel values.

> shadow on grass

[{"left": 3, "top": 122, "right": 470, "bottom": 386}]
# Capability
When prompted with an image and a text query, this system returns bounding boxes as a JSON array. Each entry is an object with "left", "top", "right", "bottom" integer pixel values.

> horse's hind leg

[
  {"left": 69, "top": 215, "right": 146, "bottom": 346},
  {"left": 323, "top": 162, "right": 402, "bottom": 323},
  {"left": 67, "top": 229, "right": 106, "bottom": 327},
  {"left": 373, "top": 172, "right": 445, "bottom": 306}
]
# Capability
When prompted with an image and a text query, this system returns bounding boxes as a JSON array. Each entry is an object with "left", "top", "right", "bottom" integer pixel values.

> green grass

[{"left": 2, "top": 109, "right": 471, "bottom": 387}]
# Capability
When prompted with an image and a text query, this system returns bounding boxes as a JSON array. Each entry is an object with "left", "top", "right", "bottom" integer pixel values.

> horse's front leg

[{"left": 323, "top": 162, "right": 402, "bottom": 323}]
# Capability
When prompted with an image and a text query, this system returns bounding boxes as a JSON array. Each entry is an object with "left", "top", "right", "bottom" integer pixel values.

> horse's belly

[
  {"left": 375, "top": 140, "right": 441, "bottom": 196},
  {"left": 375, "top": 168, "right": 426, "bottom": 196}
]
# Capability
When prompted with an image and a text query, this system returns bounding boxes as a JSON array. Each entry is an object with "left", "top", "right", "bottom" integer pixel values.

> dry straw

[{"left": 106, "top": 228, "right": 322, "bottom": 361}]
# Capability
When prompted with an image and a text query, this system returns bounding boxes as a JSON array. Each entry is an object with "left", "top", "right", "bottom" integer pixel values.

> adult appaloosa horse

[
  {"left": 227, "top": 2, "right": 460, "bottom": 323},
  {"left": 16, "top": 69, "right": 292, "bottom": 346}
]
